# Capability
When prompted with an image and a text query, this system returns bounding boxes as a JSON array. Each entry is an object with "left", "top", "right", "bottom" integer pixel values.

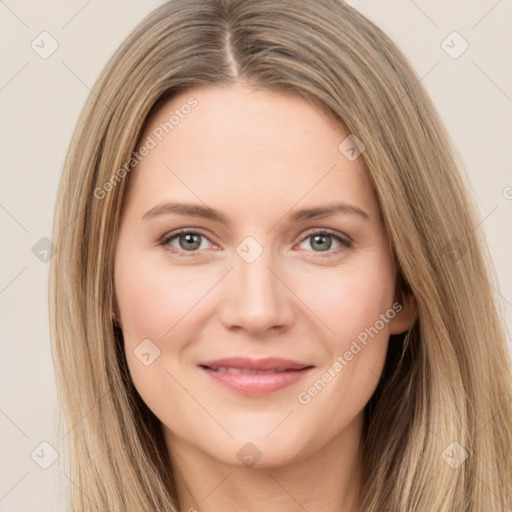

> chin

[{"left": 220, "top": 431, "right": 313, "bottom": 469}]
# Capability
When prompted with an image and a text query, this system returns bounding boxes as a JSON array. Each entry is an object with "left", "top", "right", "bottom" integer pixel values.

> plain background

[{"left": 1, "top": 1, "right": 511, "bottom": 510}]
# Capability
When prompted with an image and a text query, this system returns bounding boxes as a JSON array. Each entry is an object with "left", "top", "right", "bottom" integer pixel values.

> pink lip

[{"left": 198, "top": 357, "right": 314, "bottom": 396}]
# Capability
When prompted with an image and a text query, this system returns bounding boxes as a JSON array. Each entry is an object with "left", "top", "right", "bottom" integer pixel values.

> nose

[{"left": 218, "top": 242, "right": 296, "bottom": 337}]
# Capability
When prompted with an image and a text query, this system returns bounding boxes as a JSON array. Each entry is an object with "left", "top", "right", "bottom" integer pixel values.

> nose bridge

[
  {"left": 220, "top": 235, "right": 293, "bottom": 332},
  {"left": 235, "top": 235, "right": 281, "bottom": 308}
]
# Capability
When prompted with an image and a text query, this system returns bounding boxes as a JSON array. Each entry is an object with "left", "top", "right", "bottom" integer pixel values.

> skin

[{"left": 114, "top": 82, "right": 415, "bottom": 512}]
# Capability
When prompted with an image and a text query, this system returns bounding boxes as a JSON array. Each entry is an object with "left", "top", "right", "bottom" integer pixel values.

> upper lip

[{"left": 199, "top": 357, "right": 313, "bottom": 371}]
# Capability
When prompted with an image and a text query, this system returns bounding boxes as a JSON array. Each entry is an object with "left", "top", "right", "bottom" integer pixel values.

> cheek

[
  {"left": 115, "top": 249, "right": 216, "bottom": 342},
  {"left": 114, "top": 254, "right": 186, "bottom": 424},
  {"left": 294, "top": 258, "right": 396, "bottom": 349},
  {"left": 114, "top": 248, "right": 224, "bottom": 403},
  {"left": 290, "top": 256, "right": 395, "bottom": 431}
]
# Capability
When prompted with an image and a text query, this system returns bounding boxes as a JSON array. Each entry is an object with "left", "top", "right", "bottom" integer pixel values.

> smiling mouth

[{"left": 198, "top": 357, "right": 314, "bottom": 395}]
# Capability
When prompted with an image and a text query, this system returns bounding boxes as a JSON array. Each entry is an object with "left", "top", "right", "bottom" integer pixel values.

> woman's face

[{"left": 114, "top": 83, "right": 413, "bottom": 469}]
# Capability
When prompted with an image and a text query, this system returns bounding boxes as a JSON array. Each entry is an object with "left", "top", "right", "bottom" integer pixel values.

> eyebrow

[{"left": 142, "top": 201, "right": 370, "bottom": 223}]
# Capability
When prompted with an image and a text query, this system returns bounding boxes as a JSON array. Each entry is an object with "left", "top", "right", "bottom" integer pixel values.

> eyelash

[{"left": 159, "top": 228, "right": 353, "bottom": 258}]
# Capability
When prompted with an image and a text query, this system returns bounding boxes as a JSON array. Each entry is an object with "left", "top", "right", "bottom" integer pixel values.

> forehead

[{"left": 125, "top": 83, "right": 377, "bottom": 220}]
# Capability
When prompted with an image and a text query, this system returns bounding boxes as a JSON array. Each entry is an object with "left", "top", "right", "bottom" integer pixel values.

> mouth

[{"left": 198, "top": 357, "right": 314, "bottom": 395}]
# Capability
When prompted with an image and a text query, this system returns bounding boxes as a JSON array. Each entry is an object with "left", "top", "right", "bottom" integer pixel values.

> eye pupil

[{"left": 311, "top": 234, "right": 332, "bottom": 251}]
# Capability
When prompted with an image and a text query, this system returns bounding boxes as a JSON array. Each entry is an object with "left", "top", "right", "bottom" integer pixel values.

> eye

[
  {"left": 296, "top": 229, "right": 352, "bottom": 256},
  {"left": 160, "top": 229, "right": 214, "bottom": 256}
]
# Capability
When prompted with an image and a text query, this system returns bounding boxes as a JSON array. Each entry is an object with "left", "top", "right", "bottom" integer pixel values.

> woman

[{"left": 49, "top": 0, "right": 512, "bottom": 510}]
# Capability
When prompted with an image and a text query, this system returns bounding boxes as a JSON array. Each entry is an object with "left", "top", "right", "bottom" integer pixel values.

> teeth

[{"left": 210, "top": 367, "right": 288, "bottom": 374}]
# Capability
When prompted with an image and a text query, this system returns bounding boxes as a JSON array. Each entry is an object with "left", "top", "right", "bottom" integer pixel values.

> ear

[{"left": 389, "top": 290, "right": 416, "bottom": 335}]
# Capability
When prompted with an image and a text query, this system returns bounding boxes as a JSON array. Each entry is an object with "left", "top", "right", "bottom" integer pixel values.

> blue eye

[{"left": 160, "top": 228, "right": 352, "bottom": 257}]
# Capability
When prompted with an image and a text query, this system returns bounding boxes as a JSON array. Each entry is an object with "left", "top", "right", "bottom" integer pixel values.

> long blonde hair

[{"left": 49, "top": 0, "right": 512, "bottom": 510}]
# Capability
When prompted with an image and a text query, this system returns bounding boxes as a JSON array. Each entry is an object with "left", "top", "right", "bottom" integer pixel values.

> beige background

[{"left": 1, "top": 1, "right": 511, "bottom": 510}]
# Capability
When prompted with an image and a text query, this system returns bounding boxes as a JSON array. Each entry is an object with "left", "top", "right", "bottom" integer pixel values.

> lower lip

[{"left": 200, "top": 367, "right": 313, "bottom": 396}]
